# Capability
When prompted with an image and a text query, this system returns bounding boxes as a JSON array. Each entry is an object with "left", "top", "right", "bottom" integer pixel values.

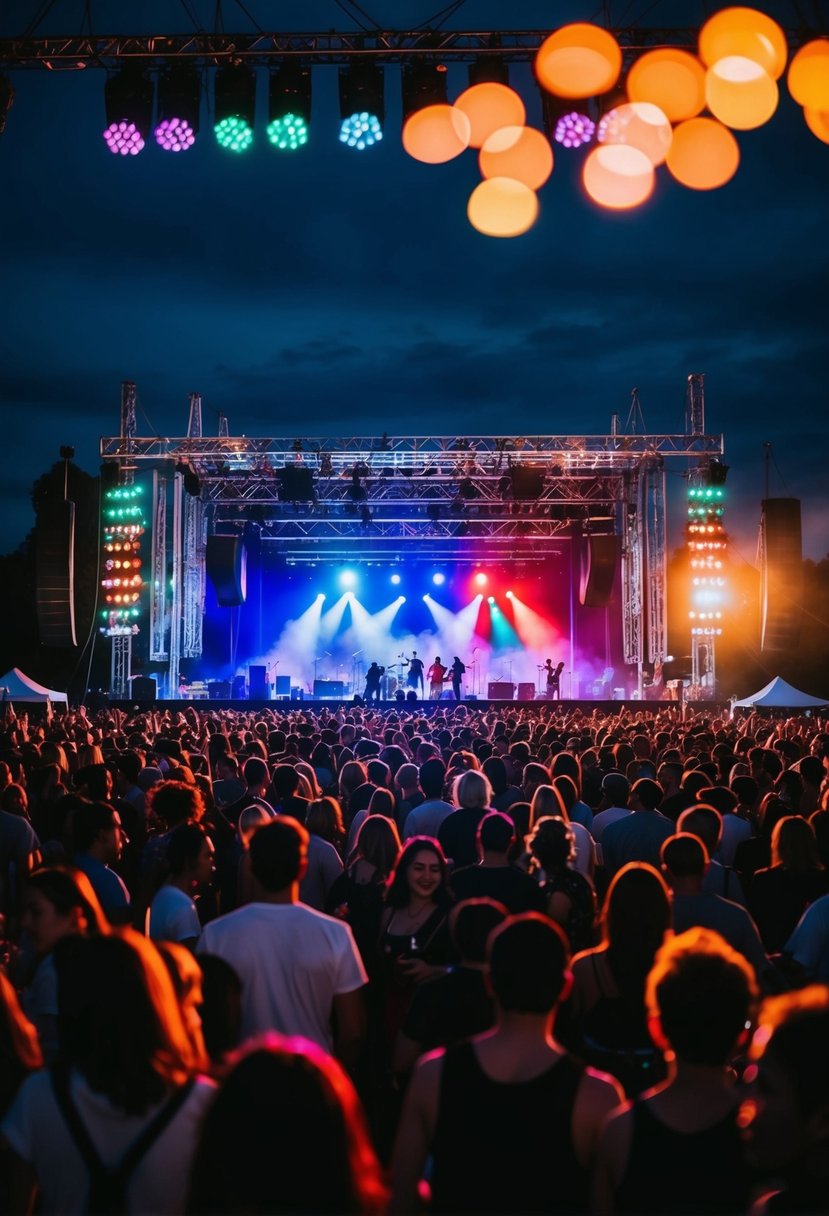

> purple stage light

[
  {"left": 155, "top": 116, "right": 196, "bottom": 152},
  {"left": 553, "top": 111, "right": 596, "bottom": 150},
  {"left": 103, "top": 121, "right": 145, "bottom": 156}
]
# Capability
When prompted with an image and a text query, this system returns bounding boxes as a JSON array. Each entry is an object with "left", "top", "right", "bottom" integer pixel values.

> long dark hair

[
  {"left": 55, "top": 930, "right": 202, "bottom": 1114},
  {"left": 384, "top": 837, "right": 450, "bottom": 910},
  {"left": 187, "top": 1035, "right": 386, "bottom": 1214},
  {"left": 26, "top": 866, "right": 110, "bottom": 938},
  {"left": 602, "top": 863, "right": 672, "bottom": 1000}
]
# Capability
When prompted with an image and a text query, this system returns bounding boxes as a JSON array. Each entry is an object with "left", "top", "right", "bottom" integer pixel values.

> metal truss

[
  {"left": 101, "top": 430, "right": 721, "bottom": 564},
  {"left": 0, "top": 28, "right": 722, "bottom": 71},
  {"left": 182, "top": 394, "right": 206, "bottom": 659},
  {"left": 621, "top": 470, "right": 643, "bottom": 671},
  {"left": 149, "top": 472, "right": 168, "bottom": 661},
  {"left": 644, "top": 459, "right": 667, "bottom": 664},
  {"left": 110, "top": 633, "right": 132, "bottom": 700}
]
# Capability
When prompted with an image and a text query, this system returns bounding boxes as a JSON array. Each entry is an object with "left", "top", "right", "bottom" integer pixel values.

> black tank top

[
  {"left": 615, "top": 1098, "right": 752, "bottom": 1214},
  {"left": 430, "top": 1041, "right": 587, "bottom": 1215}
]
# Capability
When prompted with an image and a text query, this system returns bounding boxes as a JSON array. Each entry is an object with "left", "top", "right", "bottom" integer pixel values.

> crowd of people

[{"left": 1, "top": 697, "right": 829, "bottom": 1214}]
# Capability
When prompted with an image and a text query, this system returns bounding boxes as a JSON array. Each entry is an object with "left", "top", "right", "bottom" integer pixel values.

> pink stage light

[
  {"left": 554, "top": 110, "right": 596, "bottom": 149},
  {"left": 103, "top": 121, "right": 145, "bottom": 156},
  {"left": 155, "top": 116, "right": 196, "bottom": 152}
]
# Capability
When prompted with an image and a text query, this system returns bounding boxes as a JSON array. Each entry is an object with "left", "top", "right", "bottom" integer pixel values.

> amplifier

[
  {"left": 487, "top": 682, "right": 515, "bottom": 700},
  {"left": 314, "top": 679, "right": 345, "bottom": 698},
  {"left": 208, "top": 680, "right": 232, "bottom": 699},
  {"left": 517, "top": 682, "right": 536, "bottom": 700},
  {"left": 275, "top": 675, "right": 291, "bottom": 696}
]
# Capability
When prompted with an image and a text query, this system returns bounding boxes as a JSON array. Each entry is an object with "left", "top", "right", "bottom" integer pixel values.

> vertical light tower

[
  {"left": 687, "top": 460, "right": 728, "bottom": 697},
  {"left": 101, "top": 382, "right": 144, "bottom": 700}
]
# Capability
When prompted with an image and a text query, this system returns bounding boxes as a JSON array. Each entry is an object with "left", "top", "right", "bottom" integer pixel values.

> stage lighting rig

[
  {"left": 103, "top": 65, "right": 153, "bottom": 156},
  {"left": 268, "top": 63, "right": 311, "bottom": 150},
  {"left": 338, "top": 62, "right": 384, "bottom": 150},
  {"left": 214, "top": 65, "right": 256, "bottom": 152},
  {"left": 155, "top": 65, "right": 200, "bottom": 152}
]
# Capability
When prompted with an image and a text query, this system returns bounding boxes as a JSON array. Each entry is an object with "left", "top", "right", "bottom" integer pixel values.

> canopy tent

[
  {"left": 733, "top": 676, "right": 829, "bottom": 709},
  {"left": 0, "top": 668, "right": 68, "bottom": 704}
]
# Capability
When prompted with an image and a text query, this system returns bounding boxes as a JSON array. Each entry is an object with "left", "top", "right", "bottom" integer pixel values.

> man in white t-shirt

[{"left": 198, "top": 817, "right": 367, "bottom": 1070}]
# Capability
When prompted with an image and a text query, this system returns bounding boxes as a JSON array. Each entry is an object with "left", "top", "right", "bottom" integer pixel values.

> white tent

[
  {"left": 0, "top": 668, "right": 68, "bottom": 705},
  {"left": 733, "top": 676, "right": 829, "bottom": 709}
]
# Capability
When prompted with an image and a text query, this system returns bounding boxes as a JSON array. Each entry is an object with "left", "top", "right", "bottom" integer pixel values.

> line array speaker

[
  {"left": 36, "top": 499, "right": 77, "bottom": 647},
  {"left": 580, "top": 535, "right": 618, "bottom": 608},
  {"left": 761, "top": 498, "right": 803, "bottom": 652},
  {"left": 206, "top": 535, "right": 247, "bottom": 607}
]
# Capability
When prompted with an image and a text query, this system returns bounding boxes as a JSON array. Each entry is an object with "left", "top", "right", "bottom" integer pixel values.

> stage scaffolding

[{"left": 100, "top": 379, "right": 723, "bottom": 699}]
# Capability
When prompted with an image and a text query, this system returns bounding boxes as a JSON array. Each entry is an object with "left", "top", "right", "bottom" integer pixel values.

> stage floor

[{"left": 108, "top": 697, "right": 711, "bottom": 714}]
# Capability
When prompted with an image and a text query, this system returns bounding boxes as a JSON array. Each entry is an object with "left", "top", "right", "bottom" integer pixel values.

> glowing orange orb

[
  {"left": 582, "top": 144, "right": 655, "bottom": 210},
  {"left": 787, "top": 39, "right": 829, "bottom": 111},
  {"left": 535, "top": 24, "right": 622, "bottom": 99},
  {"left": 598, "top": 101, "right": 672, "bottom": 165},
  {"left": 454, "top": 83, "right": 526, "bottom": 149},
  {"left": 803, "top": 106, "right": 829, "bottom": 144},
  {"left": 402, "top": 104, "right": 471, "bottom": 163},
  {"left": 699, "top": 7, "right": 788, "bottom": 79},
  {"left": 705, "top": 56, "right": 779, "bottom": 128},
  {"left": 479, "top": 125, "right": 554, "bottom": 189},
  {"left": 666, "top": 117, "right": 740, "bottom": 190},
  {"left": 626, "top": 48, "right": 707, "bottom": 121},
  {"left": 467, "top": 177, "right": 539, "bottom": 237}
]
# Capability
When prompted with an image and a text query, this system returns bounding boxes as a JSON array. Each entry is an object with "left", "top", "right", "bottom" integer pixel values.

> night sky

[{"left": 1, "top": 0, "right": 827, "bottom": 571}]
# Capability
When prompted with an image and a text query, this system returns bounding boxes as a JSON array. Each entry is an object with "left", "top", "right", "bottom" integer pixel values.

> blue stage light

[
  {"left": 340, "top": 569, "right": 357, "bottom": 589},
  {"left": 339, "top": 111, "right": 382, "bottom": 150},
  {"left": 432, "top": 572, "right": 446, "bottom": 586},
  {"left": 390, "top": 573, "right": 401, "bottom": 585}
]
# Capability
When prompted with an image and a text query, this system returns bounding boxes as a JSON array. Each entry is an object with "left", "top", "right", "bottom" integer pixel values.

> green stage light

[
  {"left": 215, "top": 115, "right": 253, "bottom": 152},
  {"left": 267, "top": 112, "right": 308, "bottom": 149},
  {"left": 268, "top": 65, "right": 311, "bottom": 151}
]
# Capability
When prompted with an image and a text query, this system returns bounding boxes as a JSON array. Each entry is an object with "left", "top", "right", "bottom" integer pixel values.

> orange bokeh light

[
  {"left": 535, "top": 23, "right": 622, "bottom": 99},
  {"left": 582, "top": 144, "right": 654, "bottom": 210},
  {"left": 402, "top": 104, "right": 471, "bottom": 163},
  {"left": 699, "top": 7, "right": 788, "bottom": 79},
  {"left": 454, "top": 83, "right": 526, "bottom": 149},
  {"left": 479, "top": 125, "right": 554, "bottom": 189},
  {"left": 666, "top": 117, "right": 740, "bottom": 190},
  {"left": 804, "top": 106, "right": 829, "bottom": 144},
  {"left": 705, "top": 57, "right": 778, "bottom": 129},
  {"left": 787, "top": 39, "right": 829, "bottom": 111},
  {"left": 598, "top": 101, "right": 672, "bottom": 165},
  {"left": 467, "top": 177, "right": 539, "bottom": 238},
  {"left": 626, "top": 48, "right": 706, "bottom": 121}
]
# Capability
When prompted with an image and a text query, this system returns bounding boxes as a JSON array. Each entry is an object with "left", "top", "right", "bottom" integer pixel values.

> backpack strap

[{"left": 51, "top": 1066, "right": 196, "bottom": 1213}]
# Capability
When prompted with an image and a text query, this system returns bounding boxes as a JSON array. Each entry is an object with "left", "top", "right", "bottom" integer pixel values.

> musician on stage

[
  {"left": 450, "top": 655, "right": 466, "bottom": 701},
  {"left": 544, "top": 659, "right": 565, "bottom": 700},
  {"left": 427, "top": 656, "right": 447, "bottom": 700},
  {"left": 404, "top": 650, "right": 425, "bottom": 696},
  {"left": 363, "top": 661, "right": 385, "bottom": 704}
]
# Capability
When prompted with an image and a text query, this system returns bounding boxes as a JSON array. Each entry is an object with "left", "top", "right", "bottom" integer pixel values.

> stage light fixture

[
  {"left": 401, "top": 62, "right": 449, "bottom": 121},
  {"left": 103, "top": 66, "right": 153, "bottom": 156},
  {"left": 475, "top": 572, "right": 488, "bottom": 587},
  {"left": 488, "top": 595, "right": 496, "bottom": 604},
  {"left": 339, "top": 62, "right": 385, "bottom": 149},
  {"left": 214, "top": 65, "right": 256, "bottom": 153},
  {"left": 390, "top": 573, "right": 401, "bottom": 585},
  {"left": 340, "top": 569, "right": 357, "bottom": 589},
  {"left": 155, "top": 65, "right": 200, "bottom": 152},
  {"left": 268, "top": 64, "right": 311, "bottom": 150},
  {"left": 542, "top": 94, "right": 596, "bottom": 149},
  {"left": 506, "top": 590, "right": 514, "bottom": 598},
  {"left": 432, "top": 572, "right": 446, "bottom": 586}
]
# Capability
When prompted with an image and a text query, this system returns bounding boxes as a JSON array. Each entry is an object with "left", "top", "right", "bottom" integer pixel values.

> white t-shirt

[
  {"left": 198, "top": 902, "right": 367, "bottom": 1048},
  {"left": 148, "top": 885, "right": 202, "bottom": 945},
  {"left": 1, "top": 1069, "right": 215, "bottom": 1216},
  {"left": 570, "top": 821, "right": 596, "bottom": 878}
]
